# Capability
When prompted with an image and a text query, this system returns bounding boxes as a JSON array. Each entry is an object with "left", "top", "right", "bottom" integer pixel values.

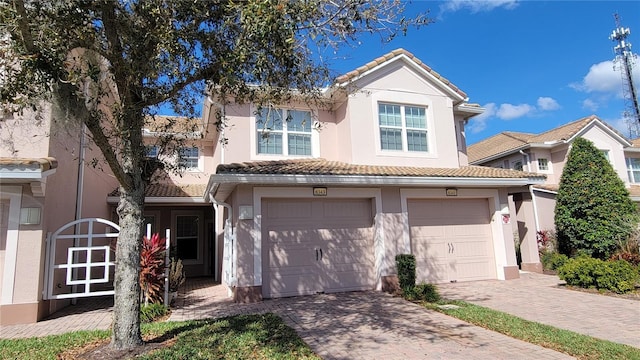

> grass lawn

[
  {"left": 425, "top": 300, "right": 640, "bottom": 360},
  {"left": 0, "top": 313, "right": 320, "bottom": 360}
]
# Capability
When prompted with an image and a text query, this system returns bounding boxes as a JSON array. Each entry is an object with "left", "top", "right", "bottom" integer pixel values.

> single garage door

[
  {"left": 262, "top": 198, "right": 375, "bottom": 298},
  {"left": 408, "top": 198, "right": 496, "bottom": 283}
]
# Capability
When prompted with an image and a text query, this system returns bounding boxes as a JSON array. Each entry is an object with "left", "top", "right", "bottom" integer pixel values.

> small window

[
  {"left": 512, "top": 161, "right": 523, "bottom": 171},
  {"left": 146, "top": 146, "right": 159, "bottom": 158},
  {"left": 378, "top": 103, "right": 428, "bottom": 152},
  {"left": 538, "top": 158, "right": 549, "bottom": 171},
  {"left": 601, "top": 150, "right": 610, "bottom": 162},
  {"left": 626, "top": 158, "right": 640, "bottom": 183},
  {"left": 179, "top": 147, "right": 199, "bottom": 169}
]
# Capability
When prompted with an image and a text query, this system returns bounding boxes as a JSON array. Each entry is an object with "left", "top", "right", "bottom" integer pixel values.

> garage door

[
  {"left": 408, "top": 198, "right": 496, "bottom": 283},
  {"left": 262, "top": 198, "right": 375, "bottom": 298}
]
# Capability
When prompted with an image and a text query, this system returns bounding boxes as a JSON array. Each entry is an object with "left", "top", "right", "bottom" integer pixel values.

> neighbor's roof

[
  {"left": 335, "top": 48, "right": 468, "bottom": 100},
  {"left": 468, "top": 115, "right": 628, "bottom": 164},
  {"left": 534, "top": 184, "right": 640, "bottom": 201},
  {"left": 142, "top": 115, "right": 202, "bottom": 135},
  {"left": 0, "top": 157, "right": 58, "bottom": 171},
  {"left": 215, "top": 159, "right": 543, "bottom": 179},
  {"left": 108, "top": 183, "right": 206, "bottom": 198}
]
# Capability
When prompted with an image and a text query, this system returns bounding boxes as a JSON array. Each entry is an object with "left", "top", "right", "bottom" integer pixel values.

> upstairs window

[
  {"left": 179, "top": 147, "right": 199, "bottom": 169},
  {"left": 626, "top": 158, "right": 640, "bottom": 183},
  {"left": 537, "top": 158, "right": 549, "bottom": 171},
  {"left": 512, "top": 160, "right": 523, "bottom": 171},
  {"left": 378, "top": 103, "right": 428, "bottom": 152},
  {"left": 146, "top": 145, "right": 159, "bottom": 158},
  {"left": 257, "top": 108, "right": 312, "bottom": 156}
]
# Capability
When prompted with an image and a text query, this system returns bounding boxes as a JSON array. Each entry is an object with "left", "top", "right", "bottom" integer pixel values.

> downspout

[
  {"left": 72, "top": 124, "right": 87, "bottom": 305},
  {"left": 207, "top": 96, "right": 226, "bottom": 165},
  {"left": 209, "top": 193, "right": 234, "bottom": 286}
]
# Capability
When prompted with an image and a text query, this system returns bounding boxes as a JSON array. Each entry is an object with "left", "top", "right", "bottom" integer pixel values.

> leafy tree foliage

[
  {"left": 555, "top": 137, "right": 638, "bottom": 259},
  {"left": 0, "top": 0, "right": 428, "bottom": 350}
]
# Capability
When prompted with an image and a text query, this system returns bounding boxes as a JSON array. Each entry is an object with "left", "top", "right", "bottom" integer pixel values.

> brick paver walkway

[
  {"left": 3, "top": 273, "right": 636, "bottom": 358},
  {"left": 438, "top": 272, "right": 640, "bottom": 349}
]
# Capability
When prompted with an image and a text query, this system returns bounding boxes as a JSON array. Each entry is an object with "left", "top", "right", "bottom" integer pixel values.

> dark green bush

[
  {"left": 541, "top": 252, "right": 568, "bottom": 271},
  {"left": 554, "top": 138, "right": 639, "bottom": 259},
  {"left": 395, "top": 254, "right": 416, "bottom": 291},
  {"left": 413, "top": 283, "right": 440, "bottom": 302},
  {"left": 557, "top": 257, "right": 638, "bottom": 294},
  {"left": 140, "top": 303, "right": 168, "bottom": 323}
]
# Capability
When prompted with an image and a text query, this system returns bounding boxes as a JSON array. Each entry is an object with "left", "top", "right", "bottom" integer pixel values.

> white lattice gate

[{"left": 44, "top": 218, "right": 119, "bottom": 300}]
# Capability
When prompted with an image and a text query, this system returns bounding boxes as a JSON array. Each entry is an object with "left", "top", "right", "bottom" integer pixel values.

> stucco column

[{"left": 513, "top": 192, "right": 542, "bottom": 273}]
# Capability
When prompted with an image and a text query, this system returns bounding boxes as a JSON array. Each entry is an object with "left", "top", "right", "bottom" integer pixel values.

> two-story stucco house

[
  {"left": 1, "top": 48, "right": 546, "bottom": 324},
  {"left": 205, "top": 49, "right": 546, "bottom": 302},
  {"left": 468, "top": 115, "right": 640, "bottom": 242}
]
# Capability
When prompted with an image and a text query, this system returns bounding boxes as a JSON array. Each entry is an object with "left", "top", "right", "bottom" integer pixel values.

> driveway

[{"left": 438, "top": 272, "right": 640, "bottom": 349}]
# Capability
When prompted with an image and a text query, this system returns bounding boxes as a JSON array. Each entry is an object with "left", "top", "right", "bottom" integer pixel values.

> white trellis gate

[{"left": 44, "top": 218, "right": 120, "bottom": 300}]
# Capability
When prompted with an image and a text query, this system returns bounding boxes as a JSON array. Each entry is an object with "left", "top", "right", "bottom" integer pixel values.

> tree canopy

[
  {"left": 0, "top": 0, "right": 428, "bottom": 350},
  {"left": 555, "top": 137, "right": 638, "bottom": 259}
]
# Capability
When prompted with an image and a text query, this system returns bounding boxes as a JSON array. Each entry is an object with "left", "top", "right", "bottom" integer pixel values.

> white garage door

[
  {"left": 408, "top": 198, "right": 496, "bottom": 284},
  {"left": 262, "top": 198, "right": 375, "bottom": 298}
]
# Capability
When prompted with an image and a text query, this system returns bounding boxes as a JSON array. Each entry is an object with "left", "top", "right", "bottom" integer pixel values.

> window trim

[
  {"left": 537, "top": 158, "right": 549, "bottom": 171},
  {"left": 251, "top": 105, "right": 320, "bottom": 159},
  {"left": 371, "top": 91, "right": 436, "bottom": 159},
  {"left": 178, "top": 146, "right": 202, "bottom": 172},
  {"left": 171, "top": 210, "right": 204, "bottom": 265},
  {"left": 626, "top": 157, "right": 640, "bottom": 183}
]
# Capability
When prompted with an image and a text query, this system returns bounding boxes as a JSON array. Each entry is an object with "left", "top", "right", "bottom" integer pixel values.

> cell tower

[{"left": 610, "top": 13, "right": 640, "bottom": 139}]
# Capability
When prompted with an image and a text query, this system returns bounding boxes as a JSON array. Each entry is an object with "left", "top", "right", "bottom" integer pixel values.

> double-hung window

[
  {"left": 378, "top": 103, "right": 428, "bottom": 152},
  {"left": 179, "top": 147, "right": 199, "bottom": 169},
  {"left": 257, "top": 108, "right": 312, "bottom": 156},
  {"left": 626, "top": 158, "right": 640, "bottom": 183},
  {"left": 537, "top": 158, "right": 549, "bottom": 171}
]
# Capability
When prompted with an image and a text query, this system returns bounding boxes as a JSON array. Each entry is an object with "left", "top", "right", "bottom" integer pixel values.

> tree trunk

[{"left": 111, "top": 183, "right": 145, "bottom": 349}]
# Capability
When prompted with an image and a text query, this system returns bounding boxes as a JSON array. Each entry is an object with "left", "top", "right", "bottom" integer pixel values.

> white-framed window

[
  {"left": 172, "top": 211, "right": 203, "bottom": 264},
  {"left": 512, "top": 160, "right": 523, "bottom": 171},
  {"left": 601, "top": 150, "right": 610, "bottom": 162},
  {"left": 378, "top": 103, "right": 428, "bottom": 152},
  {"left": 537, "top": 158, "right": 549, "bottom": 171},
  {"left": 626, "top": 158, "right": 640, "bottom": 183},
  {"left": 256, "top": 108, "right": 313, "bottom": 156},
  {"left": 179, "top": 146, "right": 199, "bottom": 169}
]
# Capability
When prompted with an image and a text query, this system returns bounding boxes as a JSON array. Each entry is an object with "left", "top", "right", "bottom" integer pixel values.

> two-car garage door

[
  {"left": 262, "top": 198, "right": 375, "bottom": 298},
  {"left": 408, "top": 198, "right": 497, "bottom": 283}
]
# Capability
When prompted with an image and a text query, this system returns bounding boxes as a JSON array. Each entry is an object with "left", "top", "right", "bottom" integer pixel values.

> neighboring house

[
  {"left": 1, "top": 48, "right": 546, "bottom": 324},
  {"left": 468, "top": 115, "right": 640, "bottom": 245},
  {"left": 205, "top": 49, "right": 545, "bottom": 302}
]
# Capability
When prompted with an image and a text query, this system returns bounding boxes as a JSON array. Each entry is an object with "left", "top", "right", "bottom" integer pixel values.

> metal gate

[{"left": 44, "top": 218, "right": 119, "bottom": 300}]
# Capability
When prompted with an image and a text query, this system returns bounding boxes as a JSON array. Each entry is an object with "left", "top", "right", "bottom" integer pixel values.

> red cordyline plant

[{"left": 140, "top": 233, "right": 166, "bottom": 305}]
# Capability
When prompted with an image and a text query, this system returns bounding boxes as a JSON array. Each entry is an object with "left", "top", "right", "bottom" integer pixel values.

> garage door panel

[
  {"left": 408, "top": 198, "right": 496, "bottom": 284},
  {"left": 263, "top": 198, "right": 375, "bottom": 298}
]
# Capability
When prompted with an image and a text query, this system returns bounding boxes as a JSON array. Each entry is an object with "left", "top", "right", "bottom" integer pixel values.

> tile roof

[
  {"left": 143, "top": 115, "right": 201, "bottom": 134},
  {"left": 468, "top": 115, "right": 629, "bottom": 163},
  {"left": 216, "top": 159, "right": 544, "bottom": 179},
  {"left": 334, "top": 48, "right": 468, "bottom": 99},
  {"left": 535, "top": 184, "right": 640, "bottom": 199},
  {"left": 628, "top": 185, "right": 640, "bottom": 197},
  {"left": 631, "top": 138, "right": 640, "bottom": 147},
  {"left": 0, "top": 157, "right": 58, "bottom": 171},
  {"left": 109, "top": 183, "right": 206, "bottom": 198}
]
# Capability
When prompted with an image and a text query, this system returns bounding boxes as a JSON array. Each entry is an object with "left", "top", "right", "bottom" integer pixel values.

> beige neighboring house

[
  {"left": 468, "top": 115, "right": 640, "bottom": 246},
  {"left": 0, "top": 107, "right": 214, "bottom": 325},
  {"left": 205, "top": 48, "right": 546, "bottom": 302}
]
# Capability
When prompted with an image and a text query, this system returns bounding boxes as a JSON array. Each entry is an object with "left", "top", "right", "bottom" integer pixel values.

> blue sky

[{"left": 327, "top": 0, "right": 640, "bottom": 145}]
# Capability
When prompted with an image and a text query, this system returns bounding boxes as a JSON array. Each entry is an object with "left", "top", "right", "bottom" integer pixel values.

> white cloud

[
  {"left": 537, "top": 97, "right": 560, "bottom": 111},
  {"left": 572, "top": 59, "right": 640, "bottom": 96},
  {"left": 440, "top": 0, "right": 518, "bottom": 13},
  {"left": 582, "top": 98, "right": 599, "bottom": 112},
  {"left": 467, "top": 103, "right": 496, "bottom": 133},
  {"left": 496, "top": 103, "right": 535, "bottom": 120}
]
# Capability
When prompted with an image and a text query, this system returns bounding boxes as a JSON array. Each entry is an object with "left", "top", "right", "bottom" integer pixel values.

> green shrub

[
  {"left": 413, "top": 283, "right": 440, "bottom": 302},
  {"left": 541, "top": 252, "right": 568, "bottom": 271},
  {"left": 140, "top": 303, "right": 168, "bottom": 323},
  {"left": 557, "top": 257, "right": 638, "bottom": 294},
  {"left": 395, "top": 254, "right": 416, "bottom": 291},
  {"left": 554, "top": 138, "right": 639, "bottom": 259}
]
